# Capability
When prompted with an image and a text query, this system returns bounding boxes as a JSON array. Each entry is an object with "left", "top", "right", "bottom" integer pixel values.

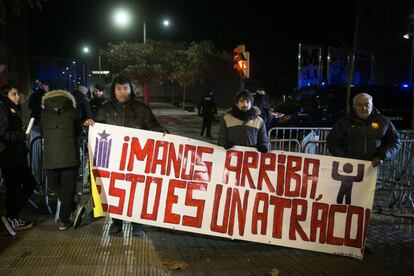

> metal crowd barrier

[
  {"left": 303, "top": 140, "right": 330, "bottom": 156},
  {"left": 28, "top": 129, "right": 90, "bottom": 216},
  {"left": 79, "top": 134, "right": 90, "bottom": 194},
  {"left": 268, "top": 127, "right": 414, "bottom": 213},
  {"left": 28, "top": 133, "right": 51, "bottom": 213},
  {"left": 268, "top": 127, "right": 331, "bottom": 152},
  {"left": 380, "top": 139, "right": 414, "bottom": 210}
]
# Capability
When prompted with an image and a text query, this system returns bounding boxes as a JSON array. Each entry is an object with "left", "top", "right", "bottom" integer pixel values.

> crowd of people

[{"left": 0, "top": 77, "right": 401, "bottom": 237}]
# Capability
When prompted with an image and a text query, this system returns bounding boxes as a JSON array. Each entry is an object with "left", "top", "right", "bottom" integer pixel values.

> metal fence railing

[
  {"left": 379, "top": 139, "right": 414, "bottom": 210},
  {"left": 27, "top": 129, "right": 90, "bottom": 217},
  {"left": 268, "top": 127, "right": 331, "bottom": 152},
  {"left": 28, "top": 133, "right": 49, "bottom": 213}
]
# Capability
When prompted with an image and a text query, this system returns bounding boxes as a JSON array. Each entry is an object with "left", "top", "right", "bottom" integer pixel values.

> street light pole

[
  {"left": 143, "top": 20, "right": 146, "bottom": 44},
  {"left": 82, "top": 46, "right": 90, "bottom": 87},
  {"left": 410, "top": 36, "right": 414, "bottom": 129},
  {"left": 82, "top": 64, "right": 86, "bottom": 86},
  {"left": 112, "top": 9, "right": 171, "bottom": 105},
  {"left": 98, "top": 52, "right": 102, "bottom": 84},
  {"left": 72, "top": 61, "right": 77, "bottom": 87},
  {"left": 73, "top": 69, "right": 77, "bottom": 86}
]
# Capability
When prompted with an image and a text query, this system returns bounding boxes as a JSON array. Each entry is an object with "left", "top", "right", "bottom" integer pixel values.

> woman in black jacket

[
  {"left": 0, "top": 84, "right": 36, "bottom": 236},
  {"left": 40, "top": 90, "right": 82, "bottom": 231}
]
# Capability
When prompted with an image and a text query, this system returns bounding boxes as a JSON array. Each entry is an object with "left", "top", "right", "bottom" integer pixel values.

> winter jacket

[
  {"left": 90, "top": 96, "right": 106, "bottom": 117},
  {"left": 253, "top": 94, "right": 271, "bottom": 129},
  {"left": 218, "top": 106, "right": 269, "bottom": 151},
  {"left": 0, "top": 97, "right": 27, "bottom": 166},
  {"left": 28, "top": 88, "right": 47, "bottom": 125},
  {"left": 96, "top": 98, "right": 166, "bottom": 132},
  {"left": 71, "top": 89, "right": 94, "bottom": 121},
  {"left": 198, "top": 95, "right": 217, "bottom": 118},
  {"left": 40, "top": 90, "right": 82, "bottom": 169},
  {"left": 326, "top": 108, "right": 401, "bottom": 161}
]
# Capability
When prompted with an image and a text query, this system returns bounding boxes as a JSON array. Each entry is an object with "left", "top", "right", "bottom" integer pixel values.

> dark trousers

[
  {"left": 1, "top": 163, "right": 37, "bottom": 219},
  {"left": 46, "top": 167, "right": 78, "bottom": 223},
  {"left": 112, "top": 218, "right": 141, "bottom": 228},
  {"left": 201, "top": 117, "right": 213, "bottom": 136}
]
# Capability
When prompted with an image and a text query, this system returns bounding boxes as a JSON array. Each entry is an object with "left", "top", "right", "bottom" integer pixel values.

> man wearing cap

[
  {"left": 218, "top": 90, "right": 269, "bottom": 153},
  {"left": 327, "top": 93, "right": 401, "bottom": 167},
  {"left": 90, "top": 84, "right": 106, "bottom": 117},
  {"left": 28, "top": 80, "right": 49, "bottom": 125}
]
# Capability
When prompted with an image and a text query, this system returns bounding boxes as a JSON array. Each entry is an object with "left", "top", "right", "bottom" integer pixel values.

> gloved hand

[
  {"left": 257, "top": 144, "right": 268, "bottom": 153},
  {"left": 372, "top": 158, "right": 383, "bottom": 167},
  {"left": 224, "top": 142, "right": 234, "bottom": 150}
]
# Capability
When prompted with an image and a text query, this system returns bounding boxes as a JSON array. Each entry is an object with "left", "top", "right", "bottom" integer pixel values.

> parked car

[{"left": 270, "top": 85, "right": 412, "bottom": 130}]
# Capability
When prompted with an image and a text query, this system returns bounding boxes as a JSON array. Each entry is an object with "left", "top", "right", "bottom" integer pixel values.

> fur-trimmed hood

[{"left": 41, "top": 90, "right": 76, "bottom": 110}]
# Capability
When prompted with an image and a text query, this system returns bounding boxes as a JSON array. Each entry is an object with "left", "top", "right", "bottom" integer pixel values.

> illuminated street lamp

[
  {"left": 81, "top": 45, "right": 92, "bottom": 86},
  {"left": 112, "top": 8, "right": 170, "bottom": 44},
  {"left": 113, "top": 9, "right": 131, "bottom": 28},
  {"left": 143, "top": 18, "right": 171, "bottom": 44},
  {"left": 83, "top": 46, "right": 90, "bottom": 54},
  {"left": 112, "top": 9, "right": 171, "bottom": 105},
  {"left": 403, "top": 16, "right": 414, "bottom": 128},
  {"left": 403, "top": 33, "right": 414, "bottom": 83},
  {"left": 82, "top": 45, "right": 104, "bottom": 85}
]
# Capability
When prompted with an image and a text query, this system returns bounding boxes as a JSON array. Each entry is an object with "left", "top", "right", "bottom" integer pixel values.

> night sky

[{"left": 28, "top": 0, "right": 414, "bottom": 92}]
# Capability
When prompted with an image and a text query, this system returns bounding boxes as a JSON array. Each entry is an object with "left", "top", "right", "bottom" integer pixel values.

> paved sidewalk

[{"left": 1, "top": 102, "right": 413, "bottom": 275}]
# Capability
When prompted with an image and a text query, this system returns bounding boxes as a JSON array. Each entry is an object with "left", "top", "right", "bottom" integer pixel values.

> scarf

[{"left": 230, "top": 106, "right": 257, "bottom": 122}]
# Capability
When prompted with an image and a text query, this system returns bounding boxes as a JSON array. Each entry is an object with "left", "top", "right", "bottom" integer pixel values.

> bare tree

[
  {"left": 0, "top": 0, "right": 46, "bottom": 26},
  {"left": 328, "top": 0, "right": 375, "bottom": 114}
]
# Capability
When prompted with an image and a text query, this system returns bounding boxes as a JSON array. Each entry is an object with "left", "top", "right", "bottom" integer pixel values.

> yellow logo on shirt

[{"left": 371, "top": 122, "right": 379, "bottom": 129}]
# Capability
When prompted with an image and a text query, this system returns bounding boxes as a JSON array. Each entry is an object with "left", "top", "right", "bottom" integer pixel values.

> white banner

[{"left": 89, "top": 123, "right": 376, "bottom": 259}]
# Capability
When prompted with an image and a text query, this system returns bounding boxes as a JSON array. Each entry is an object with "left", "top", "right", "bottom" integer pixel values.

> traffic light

[{"left": 233, "top": 44, "right": 250, "bottom": 78}]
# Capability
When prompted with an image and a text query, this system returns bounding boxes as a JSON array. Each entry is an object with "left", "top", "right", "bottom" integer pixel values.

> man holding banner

[
  {"left": 95, "top": 75, "right": 168, "bottom": 237},
  {"left": 327, "top": 93, "right": 400, "bottom": 168},
  {"left": 218, "top": 90, "right": 269, "bottom": 153}
]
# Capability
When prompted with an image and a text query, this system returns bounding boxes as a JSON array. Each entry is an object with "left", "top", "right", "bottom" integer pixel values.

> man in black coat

[
  {"left": 254, "top": 88, "right": 271, "bottom": 132},
  {"left": 95, "top": 75, "right": 167, "bottom": 237},
  {"left": 28, "top": 80, "right": 49, "bottom": 125},
  {"left": 327, "top": 93, "right": 401, "bottom": 167},
  {"left": 90, "top": 84, "right": 106, "bottom": 117},
  {"left": 72, "top": 83, "right": 94, "bottom": 123},
  {"left": 198, "top": 89, "right": 217, "bottom": 138}
]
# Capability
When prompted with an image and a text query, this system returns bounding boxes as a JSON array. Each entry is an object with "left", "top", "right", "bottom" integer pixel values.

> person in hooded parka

[{"left": 40, "top": 89, "right": 83, "bottom": 231}]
